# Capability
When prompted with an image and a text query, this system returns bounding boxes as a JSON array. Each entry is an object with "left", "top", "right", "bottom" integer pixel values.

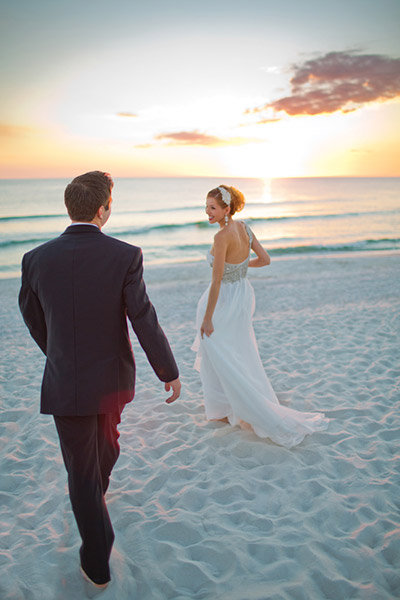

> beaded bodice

[{"left": 208, "top": 222, "right": 253, "bottom": 283}]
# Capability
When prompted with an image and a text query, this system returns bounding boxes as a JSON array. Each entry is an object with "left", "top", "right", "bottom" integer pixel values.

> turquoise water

[{"left": 0, "top": 177, "right": 399, "bottom": 277}]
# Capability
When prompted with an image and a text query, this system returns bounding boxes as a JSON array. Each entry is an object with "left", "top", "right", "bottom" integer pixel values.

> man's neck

[{"left": 70, "top": 221, "right": 100, "bottom": 229}]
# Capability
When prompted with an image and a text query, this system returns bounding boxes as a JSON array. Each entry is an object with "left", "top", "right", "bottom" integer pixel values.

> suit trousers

[{"left": 54, "top": 410, "right": 122, "bottom": 584}]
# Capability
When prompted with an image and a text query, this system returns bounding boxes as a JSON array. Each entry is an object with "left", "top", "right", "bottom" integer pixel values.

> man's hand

[{"left": 164, "top": 378, "right": 181, "bottom": 403}]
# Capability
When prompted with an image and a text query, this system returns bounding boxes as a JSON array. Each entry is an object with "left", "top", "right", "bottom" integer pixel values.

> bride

[{"left": 192, "top": 185, "right": 328, "bottom": 448}]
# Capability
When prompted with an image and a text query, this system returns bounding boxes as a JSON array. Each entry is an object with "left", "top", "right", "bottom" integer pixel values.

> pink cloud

[
  {"left": 153, "top": 130, "right": 261, "bottom": 146},
  {"left": 249, "top": 51, "right": 400, "bottom": 117},
  {"left": 156, "top": 131, "right": 223, "bottom": 145},
  {"left": 0, "top": 123, "right": 34, "bottom": 137},
  {"left": 116, "top": 112, "right": 138, "bottom": 118}
]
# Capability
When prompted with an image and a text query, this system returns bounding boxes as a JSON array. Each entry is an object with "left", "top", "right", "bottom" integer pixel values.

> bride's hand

[{"left": 201, "top": 318, "right": 214, "bottom": 338}]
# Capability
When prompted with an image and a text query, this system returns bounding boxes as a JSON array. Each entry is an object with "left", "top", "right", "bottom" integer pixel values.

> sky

[{"left": 1, "top": 0, "right": 400, "bottom": 179}]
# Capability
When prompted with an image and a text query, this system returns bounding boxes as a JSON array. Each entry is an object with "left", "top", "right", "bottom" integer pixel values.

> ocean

[{"left": 0, "top": 176, "right": 399, "bottom": 279}]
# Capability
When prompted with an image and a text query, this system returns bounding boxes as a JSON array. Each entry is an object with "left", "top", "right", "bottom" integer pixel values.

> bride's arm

[
  {"left": 249, "top": 233, "right": 271, "bottom": 268},
  {"left": 201, "top": 234, "right": 226, "bottom": 338}
]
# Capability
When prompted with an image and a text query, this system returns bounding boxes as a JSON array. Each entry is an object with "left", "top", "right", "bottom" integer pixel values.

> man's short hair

[{"left": 64, "top": 171, "right": 114, "bottom": 222}]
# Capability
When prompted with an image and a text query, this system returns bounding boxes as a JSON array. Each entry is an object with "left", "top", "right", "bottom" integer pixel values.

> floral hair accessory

[{"left": 218, "top": 186, "right": 231, "bottom": 207}]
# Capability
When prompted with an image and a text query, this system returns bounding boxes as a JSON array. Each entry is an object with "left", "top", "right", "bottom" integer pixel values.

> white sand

[{"left": 1, "top": 252, "right": 399, "bottom": 600}]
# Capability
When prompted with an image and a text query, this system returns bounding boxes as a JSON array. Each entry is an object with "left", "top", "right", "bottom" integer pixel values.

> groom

[{"left": 18, "top": 171, "right": 180, "bottom": 589}]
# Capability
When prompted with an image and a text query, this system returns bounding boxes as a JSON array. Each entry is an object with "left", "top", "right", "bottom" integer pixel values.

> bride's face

[{"left": 206, "top": 196, "right": 228, "bottom": 225}]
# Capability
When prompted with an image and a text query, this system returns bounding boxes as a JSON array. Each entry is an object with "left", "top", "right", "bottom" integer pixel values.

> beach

[{"left": 1, "top": 250, "right": 399, "bottom": 599}]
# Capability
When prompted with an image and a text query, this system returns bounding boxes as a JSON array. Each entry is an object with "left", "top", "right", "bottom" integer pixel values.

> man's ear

[{"left": 97, "top": 205, "right": 105, "bottom": 219}]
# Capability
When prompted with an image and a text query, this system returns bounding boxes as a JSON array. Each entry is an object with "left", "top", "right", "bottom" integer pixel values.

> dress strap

[{"left": 242, "top": 221, "right": 253, "bottom": 249}]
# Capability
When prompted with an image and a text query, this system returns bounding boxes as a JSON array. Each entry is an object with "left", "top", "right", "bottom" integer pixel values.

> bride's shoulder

[
  {"left": 214, "top": 228, "right": 229, "bottom": 241},
  {"left": 239, "top": 219, "right": 252, "bottom": 236},
  {"left": 213, "top": 228, "right": 230, "bottom": 254}
]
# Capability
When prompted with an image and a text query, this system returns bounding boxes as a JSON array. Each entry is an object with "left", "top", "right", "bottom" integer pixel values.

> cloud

[
  {"left": 259, "top": 65, "right": 284, "bottom": 75},
  {"left": 116, "top": 112, "right": 138, "bottom": 118},
  {"left": 255, "top": 117, "right": 281, "bottom": 125},
  {"left": 0, "top": 123, "right": 34, "bottom": 137},
  {"left": 155, "top": 131, "right": 224, "bottom": 146},
  {"left": 350, "top": 147, "right": 372, "bottom": 154},
  {"left": 153, "top": 130, "right": 261, "bottom": 146},
  {"left": 249, "top": 51, "right": 400, "bottom": 117}
]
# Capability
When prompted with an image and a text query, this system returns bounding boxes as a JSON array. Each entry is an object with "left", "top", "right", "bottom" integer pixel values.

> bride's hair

[{"left": 207, "top": 185, "right": 245, "bottom": 215}]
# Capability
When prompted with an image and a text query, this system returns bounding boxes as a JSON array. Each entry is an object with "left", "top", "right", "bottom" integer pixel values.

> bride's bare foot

[
  {"left": 211, "top": 417, "right": 229, "bottom": 423},
  {"left": 239, "top": 419, "right": 253, "bottom": 431}
]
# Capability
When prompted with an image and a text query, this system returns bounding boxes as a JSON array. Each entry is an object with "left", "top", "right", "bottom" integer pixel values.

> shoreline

[{"left": 2, "top": 246, "right": 400, "bottom": 281}]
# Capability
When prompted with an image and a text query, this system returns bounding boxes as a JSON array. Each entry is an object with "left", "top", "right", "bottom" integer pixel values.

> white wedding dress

[{"left": 192, "top": 222, "right": 329, "bottom": 448}]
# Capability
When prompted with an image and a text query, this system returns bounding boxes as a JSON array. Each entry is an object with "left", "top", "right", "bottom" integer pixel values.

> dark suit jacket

[{"left": 19, "top": 224, "right": 179, "bottom": 416}]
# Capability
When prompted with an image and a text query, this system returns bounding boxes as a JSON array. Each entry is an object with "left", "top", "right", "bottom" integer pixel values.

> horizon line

[{"left": 1, "top": 174, "right": 400, "bottom": 182}]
